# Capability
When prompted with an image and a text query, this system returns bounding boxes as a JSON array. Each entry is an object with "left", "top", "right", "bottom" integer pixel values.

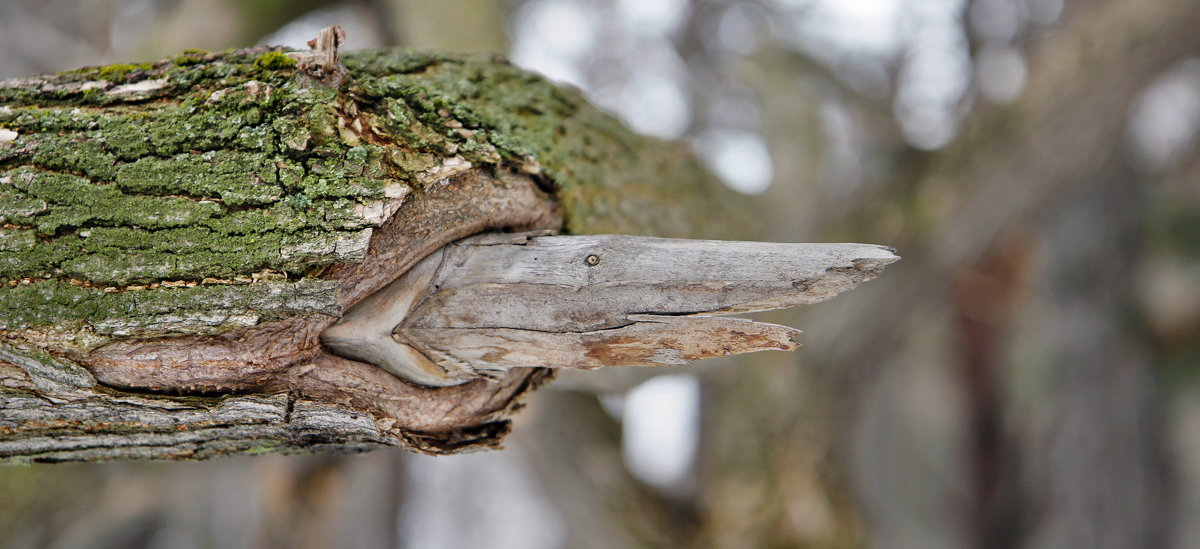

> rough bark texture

[{"left": 0, "top": 45, "right": 743, "bottom": 462}]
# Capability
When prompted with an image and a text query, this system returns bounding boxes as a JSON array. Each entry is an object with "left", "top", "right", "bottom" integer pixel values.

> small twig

[{"left": 288, "top": 25, "right": 349, "bottom": 85}]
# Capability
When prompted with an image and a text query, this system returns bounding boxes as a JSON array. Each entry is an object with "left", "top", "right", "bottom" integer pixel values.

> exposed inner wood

[
  {"left": 322, "top": 232, "right": 899, "bottom": 386},
  {"left": 288, "top": 24, "right": 348, "bottom": 84},
  {"left": 409, "top": 314, "right": 800, "bottom": 374},
  {"left": 320, "top": 247, "right": 465, "bottom": 387}
]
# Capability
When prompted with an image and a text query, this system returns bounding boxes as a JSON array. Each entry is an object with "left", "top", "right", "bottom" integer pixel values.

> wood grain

[{"left": 322, "top": 232, "right": 899, "bottom": 386}]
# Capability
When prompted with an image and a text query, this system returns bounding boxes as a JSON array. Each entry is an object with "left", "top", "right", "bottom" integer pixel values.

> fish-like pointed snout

[{"left": 322, "top": 232, "right": 899, "bottom": 387}]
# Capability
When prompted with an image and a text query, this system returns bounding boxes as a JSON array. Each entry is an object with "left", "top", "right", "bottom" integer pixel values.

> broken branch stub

[
  {"left": 0, "top": 23, "right": 899, "bottom": 460},
  {"left": 321, "top": 233, "right": 899, "bottom": 387},
  {"left": 287, "top": 24, "right": 349, "bottom": 84}
]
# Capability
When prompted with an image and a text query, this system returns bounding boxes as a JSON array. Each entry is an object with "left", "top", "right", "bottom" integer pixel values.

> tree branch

[{"left": 0, "top": 28, "right": 896, "bottom": 462}]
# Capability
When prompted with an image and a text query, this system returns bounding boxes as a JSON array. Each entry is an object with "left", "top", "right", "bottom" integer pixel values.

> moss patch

[
  {"left": 0, "top": 278, "right": 340, "bottom": 340},
  {"left": 255, "top": 51, "right": 297, "bottom": 70},
  {"left": 95, "top": 62, "right": 154, "bottom": 82},
  {"left": 0, "top": 45, "right": 734, "bottom": 348},
  {"left": 342, "top": 49, "right": 734, "bottom": 236}
]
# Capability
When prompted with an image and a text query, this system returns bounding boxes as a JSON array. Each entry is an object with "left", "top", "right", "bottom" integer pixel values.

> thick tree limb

[{"left": 0, "top": 29, "right": 896, "bottom": 462}]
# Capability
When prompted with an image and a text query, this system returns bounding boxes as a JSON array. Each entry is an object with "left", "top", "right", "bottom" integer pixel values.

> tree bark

[{"left": 0, "top": 43, "right": 755, "bottom": 462}]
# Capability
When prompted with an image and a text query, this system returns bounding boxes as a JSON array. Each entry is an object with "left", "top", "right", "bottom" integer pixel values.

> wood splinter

[
  {"left": 322, "top": 232, "right": 899, "bottom": 387},
  {"left": 287, "top": 24, "right": 348, "bottom": 84}
]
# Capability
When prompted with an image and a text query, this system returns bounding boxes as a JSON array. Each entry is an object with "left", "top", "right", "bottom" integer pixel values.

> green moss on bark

[
  {"left": 255, "top": 51, "right": 297, "bottom": 70},
  {"left": 0, "top": 45, "right": 735, "bottom": 351},
  {"left": 0, "top": 278, "right": 339, "bottom": 341},
  {"left": 343, "top": 49, "right": 732, "bottom": 236}
]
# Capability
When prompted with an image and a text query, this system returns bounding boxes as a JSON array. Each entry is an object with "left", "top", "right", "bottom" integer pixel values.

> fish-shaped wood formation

[{"left": 0, "top": 27, "right": 896, "bottom": 462}]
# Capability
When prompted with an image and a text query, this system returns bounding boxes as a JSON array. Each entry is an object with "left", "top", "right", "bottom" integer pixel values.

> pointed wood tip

[{"left": 323, "top": 233, "right": 899, "bottom": 386}]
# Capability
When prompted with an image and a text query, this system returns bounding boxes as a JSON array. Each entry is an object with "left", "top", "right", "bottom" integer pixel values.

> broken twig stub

[
  {"left": 322, "top": 232, "right": 899, "bottom": 386},
  {"left": 287, "top": 24, "right": 349, "bottom": 85}
]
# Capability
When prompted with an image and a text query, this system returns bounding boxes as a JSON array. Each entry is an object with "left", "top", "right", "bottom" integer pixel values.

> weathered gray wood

[
  {"left": 320, "top": 247, "right": 459, "bottom": 387},
  {"left": 408, "top": 314, "right": 799, "bottom": 373},
  {"left": 322, "top": 232, "right": 898, "bottom": 386}
]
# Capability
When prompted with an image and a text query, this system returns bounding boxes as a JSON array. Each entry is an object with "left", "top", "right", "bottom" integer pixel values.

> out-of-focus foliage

[{"left": 2, "top": 1, "right": 1199, "bottom": 548}]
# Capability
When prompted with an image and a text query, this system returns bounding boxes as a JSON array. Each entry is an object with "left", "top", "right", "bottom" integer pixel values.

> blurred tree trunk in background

[
  {"left": 384, "top": 0, "right": 508, "bottom": 53},
  {"left": 824, "top": 1, "right": 1196, "bottom": 548}
]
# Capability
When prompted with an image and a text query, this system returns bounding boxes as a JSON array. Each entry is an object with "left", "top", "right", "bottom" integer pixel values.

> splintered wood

[{"left": 322, "top": 232, "right": 899, "bottom": 386}]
